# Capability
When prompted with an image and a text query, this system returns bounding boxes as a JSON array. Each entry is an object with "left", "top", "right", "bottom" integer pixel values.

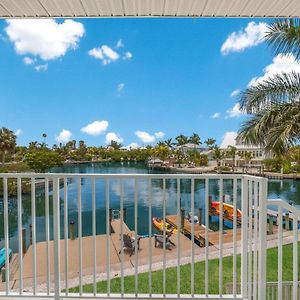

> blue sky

[{"left": 0, "top": 18, "right": 298, "bottom": 148}]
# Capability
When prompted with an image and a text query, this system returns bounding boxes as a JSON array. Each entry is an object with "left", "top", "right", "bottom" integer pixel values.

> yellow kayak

[{"left": 152, "top": 217, "right": 177, "bottom": 234}]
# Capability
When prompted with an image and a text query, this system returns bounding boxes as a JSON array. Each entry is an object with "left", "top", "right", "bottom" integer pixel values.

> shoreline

[{"left": 149, "top": 165, "right": 300, "bottom": 180}]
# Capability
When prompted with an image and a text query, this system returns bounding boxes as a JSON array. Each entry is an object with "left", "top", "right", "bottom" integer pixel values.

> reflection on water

[{"left": 0, "top": 162, "right": 299, "bottom": 252}]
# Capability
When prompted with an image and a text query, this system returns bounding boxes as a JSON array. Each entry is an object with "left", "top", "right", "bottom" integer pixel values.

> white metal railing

[
  {"left": 266, "top": 199, "right": 300, "bottom": 300},
  {"left": 0, "top": 173, "right": 273, "bottom": 299}
]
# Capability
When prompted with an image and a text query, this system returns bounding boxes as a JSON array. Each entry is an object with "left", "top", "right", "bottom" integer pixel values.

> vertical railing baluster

[
  {"left": 278, "top": 206, "right": 283, "bottom": 300},
  {"left": 78, "top": 178, "right": 83, "bottom": 296},
  {"left": 17, "top": 177, "right": 23, "bottom": 294},
  {"left": 3, "top": 177, "right": 9, "bottom": 295},
  {"left": 241, "top": 177, "right": 249, "bottom": 298},
  {"left": 31, "top": 177, "right": 37, "bottom": 295},
  {"left": 191, "top": 178, "right": 195, "bottom": 297},
  {"left": 293, "top": 216, "right": 298, "bottom": 300},
  {"left": 205, "top": 178, "right": 209, "bottom": 296},
  {"left": 92, "top": 177, "right": 97, "bottom": 296},
  {"left": 106, "top": 178, "right": 110, "bottom": 296},
  {"left": 45, "top": 178, "right": 50, "bottom": 295},
  {"left": 253, "top": 181, "right": 258, "bottom": 300},
  {"left": 120, "top": 179, "right": 124, "bottom": 296},
  {"left": 248, "top": 181, "right": 253, "bottom": 298},
  {"left": 219, "top": 178, "right": 223, "bottom": 297},
  {"left": 163, "top": 178, "right": 166, "bottom": 296},
  {"left": 64, "top": 178, "right": 69, "bottom": 296},
  {"left": 134, "top": 179, "right": 138, "bottom": 296},
  {"left": 233, "top": 178, "right": 237, "bottom": 297},
  {"left": 177, "top": 178, "right": 181, "bottom": 298},
  {"left": 258, "top": 178, "right": 267, "bottom": 300},
  {"left": 148, "top": 178, "right": 152, "bottom": 297},
  {"left": 53, "top": 177, "right": 61, "bottom": 300}
]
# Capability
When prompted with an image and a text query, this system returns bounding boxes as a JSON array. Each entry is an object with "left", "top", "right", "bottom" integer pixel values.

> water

[{"left": 1, "top": 162, "right": 300, "bottom": 252}]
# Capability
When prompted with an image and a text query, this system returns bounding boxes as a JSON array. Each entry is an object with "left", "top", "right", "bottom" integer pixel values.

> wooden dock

[{"left": 166, "top": 214, "right": 285, "bottom": 247}]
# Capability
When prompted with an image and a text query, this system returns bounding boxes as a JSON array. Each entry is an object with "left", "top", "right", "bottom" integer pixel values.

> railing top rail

[
  {"left": 268, "top": 198, "right": 300, "bottom": 217},
  {"left": 0, "top": 172, "right": 259, "bottom": 180}
]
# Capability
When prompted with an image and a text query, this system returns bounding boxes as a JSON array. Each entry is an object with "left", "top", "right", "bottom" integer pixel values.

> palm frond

[
  {"left": 265, "top": 19, "right": 300, "bottom": 60},
  {"left": 239, "top": 72, "right": 300, "bottom": 113},
  {"left": 238, "top": 102, "right": 300, "bottom": 154}
]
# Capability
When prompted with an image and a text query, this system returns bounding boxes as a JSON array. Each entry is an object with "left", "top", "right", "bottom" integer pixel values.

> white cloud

[
  {"left": 221, "top": 22, "right": 267, "bottom": 55},
  {"left": 23, "top": 56, "right": 35, "bottom": 65},
  {"left": 123, "top": 51, "right": 133, "bottom": 60},
  {"left": 56, "top": 129, "right": 72, "bottom": 144},
  {"left": 34, "top": 63, "right": 48, "bottom": 72},
  {"left": 5, "top": 19, "right": 85, "bottom": 61},
  {"left": 15, "top": 129, "right": 22, "bottom": 136},
  {"left": 220, "top": 131, "right": 237, "bottom": 148},
  {"left": 248, "top": 54, "right": 300, "bottom": 86},
  {"left": 81, "top": 120, "right": 109, "bottom": 136},
  {"left": 88, "top": 45, "right": 120, "bottom": 65},
  {"left": 230, "top": 89, "right": 240, "bottom": 97},
  {"left": 154, "top": 131, "right": 165, "bottom": 139},
  {"left": 135, "top": 131, "right": 156, "bottom": 143},
  {"left": 117, "top": 83, "right": 125, "bottom": 95},
  {"left": 212, "top": 112, "right": 221, "bottom": 119},
  {"left": 225, "top": 103, "right": 243, "bottom": 119},
  {"left": 105, "top": 132, "right": 123, "bottom": 144},
  {"left": 116, "top": 39, "right": 124, "bottom": 48},
  {"left": 127, "top": 142, "right": 139, "bottom": 149}
]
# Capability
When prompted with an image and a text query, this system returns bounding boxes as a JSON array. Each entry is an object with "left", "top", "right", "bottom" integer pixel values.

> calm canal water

[{"left": 1, "top": 162, "right": 300, "bottom": 252}]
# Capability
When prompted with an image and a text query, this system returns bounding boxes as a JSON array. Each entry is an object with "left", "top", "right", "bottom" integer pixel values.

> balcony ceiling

[{"left": 0, "top": 0, "right": 299, "bottom": 18}]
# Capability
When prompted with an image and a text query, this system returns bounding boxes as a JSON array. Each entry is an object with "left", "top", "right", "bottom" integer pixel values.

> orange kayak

[
  {"left": 211, "top": 202, "right": 242, "bottom": 220},
  {"left": 152, "top": 217, "right": 177, "bottom": 234}
]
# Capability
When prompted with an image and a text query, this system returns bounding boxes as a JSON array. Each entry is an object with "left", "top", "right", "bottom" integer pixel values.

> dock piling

[
  {"left": 180, "top": 208, "right": 185, "bottom": 231},
  {"left": 70, "top": 220, "right": 76, "bottom": 240},
  {"left": 22, "top": 228, "right": 27, "bottom": 254},
  {"left": 123, "top": 208, "right": 127, "bottom": 223},
  {"left": 208, "top": 196, "right": 212, "bottom": 222},
  {"left": 285, "top": 213, "right": 290, "bottom": 230},
  {"left": 1, "top": 267, "right": 5, "bottom": 282},
  {"left": 198, "top": 208, "right": 202, "bottom": 227},
  {"left": 30, "top": 224, "right": 32, "bottom": 245},
  {"left": 268, "top": 215, "right": 273, "bottom": 234}
]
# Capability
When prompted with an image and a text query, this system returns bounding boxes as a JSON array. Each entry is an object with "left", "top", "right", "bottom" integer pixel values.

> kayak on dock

[
  {"left": 211, "top": 202, "right": 242, "bottom": 221},
  {"left": 152, "top": 217, "right": 177, "bottom": 234},
  {"left": 0, "top": 248, "right": 12, "bottom": 269}
]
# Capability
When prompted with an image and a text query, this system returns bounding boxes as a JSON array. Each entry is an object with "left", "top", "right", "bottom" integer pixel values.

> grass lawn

[{"left": 69, "top": 243, "right": 300, "bottom": 295}]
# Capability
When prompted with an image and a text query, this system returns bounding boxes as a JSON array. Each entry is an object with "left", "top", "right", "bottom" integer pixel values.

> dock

[{"left": 0, "top": 209, "right": 296, "bottom": 293}]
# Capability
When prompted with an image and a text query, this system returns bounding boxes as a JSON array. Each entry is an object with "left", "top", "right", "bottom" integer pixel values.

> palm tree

[
  {"left": 175, "top": 134, "right": 189, "bottom": 146},
  {"left": 238, "top": 19, "right": 300, "bottom": 154},
  {"left": 212, "top": 146, "right": 223, "bottom": 167},
  {"left": 227, "top": 146, "right": 237, "bottom": 172},
  {"left": 0, "top": 127, "right": 16, "bottom": 165},
  {"left": 189, "top": 133, "right": 201, "bottom": 145},
  {"left": 204, "top": 138, "right": 216, "bottom": 149},
  {"left": 164, "top": 138, "right": 175, "bottom": 149},
  {"left": 109, "top": 140, "right": 122, "bottom": 150}
]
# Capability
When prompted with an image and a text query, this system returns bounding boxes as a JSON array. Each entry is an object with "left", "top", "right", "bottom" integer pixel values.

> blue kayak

[{"left": 0, "top": 248, "right": 12, "bottom": 269}]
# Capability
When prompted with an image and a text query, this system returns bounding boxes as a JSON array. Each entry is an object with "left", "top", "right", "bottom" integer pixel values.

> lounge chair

[
  {"left": 154, "top": 234, "right": 175, "bottom": 250},
  {"left": 119, "top": 234, "right": 141, "bottom": 257}
]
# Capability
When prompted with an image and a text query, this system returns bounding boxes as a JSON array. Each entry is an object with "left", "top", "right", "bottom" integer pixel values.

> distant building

[{"left": 220, "top": 137, "right": 272, "bottom": 167}]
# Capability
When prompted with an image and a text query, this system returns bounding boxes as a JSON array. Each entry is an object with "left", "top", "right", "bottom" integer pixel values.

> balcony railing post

[
  {"left": 241, "top": 177, "right": 249, "bottom": 298},
  {"left": 258, "top": 178, "right": 267, "bottom": 300},
  {"left": 53, "top": 177, "right": 61, "bottom": 300}
]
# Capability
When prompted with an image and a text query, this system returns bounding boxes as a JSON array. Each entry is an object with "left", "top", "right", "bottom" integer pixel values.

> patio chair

[
  {"left": 119, "top": 234, "right": 141, "bottom": 257},
  {"left": 154, "top": 234, "right": 175, "bottom": 250}
]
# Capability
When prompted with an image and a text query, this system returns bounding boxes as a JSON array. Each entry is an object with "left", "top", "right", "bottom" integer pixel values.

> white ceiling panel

[
  {"left": 176, "top": 0, "right": 195, "bottom": 16},
  {"left": 0, "top": 0, "right": 300, "bottom": 18}
]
